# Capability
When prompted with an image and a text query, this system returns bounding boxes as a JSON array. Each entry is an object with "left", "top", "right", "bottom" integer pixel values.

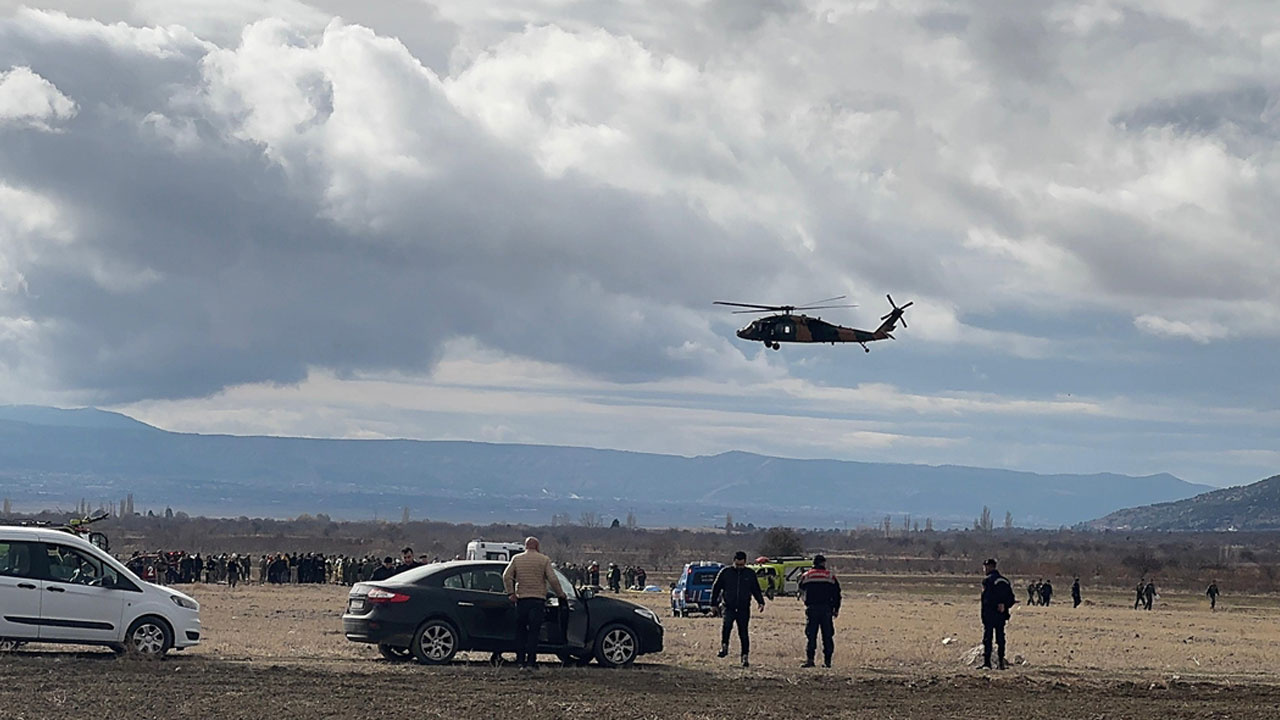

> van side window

[
  {"left": 42, "top": 544, "right": 122, "bottom": 587},
  {"left": 0, "top": 541, "right": 38, "bottom": 579}
]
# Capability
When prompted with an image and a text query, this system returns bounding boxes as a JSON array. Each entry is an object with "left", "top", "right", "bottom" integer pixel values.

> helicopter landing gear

[
  {"left": 859, "top": 343, "right": 870, "bottom": 353},
  {"left": 771, "top": 342, "right": 781, "bottom": 350}
]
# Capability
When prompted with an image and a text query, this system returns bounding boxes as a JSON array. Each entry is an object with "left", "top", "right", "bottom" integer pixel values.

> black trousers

[
  {"left": 804, "top": 607, "right": 835, "bottom": 661},
  {"left": 1072, "top": 594, "right": 1081, "bottom": 608},
  {"left": 721, "top": 605, "right": 751, "bottom": 656},
  {"left": 514, "top": 598, "right": 545, "bottom": 666},
  {"left": 982, "top": 618, "right": 1006, "bottom": 664}
]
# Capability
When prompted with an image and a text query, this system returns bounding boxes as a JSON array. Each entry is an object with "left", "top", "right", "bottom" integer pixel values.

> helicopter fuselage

[{"left": 736, "top": 314, "right": 883, "bottom": 345}]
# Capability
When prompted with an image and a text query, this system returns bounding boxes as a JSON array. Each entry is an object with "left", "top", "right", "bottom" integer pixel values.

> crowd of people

[{"left": 123, "top": 547, "right": 450, "bottom": 586}]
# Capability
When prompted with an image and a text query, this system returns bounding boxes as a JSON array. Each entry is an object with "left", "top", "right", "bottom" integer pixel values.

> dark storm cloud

[{"left": 0, "top": 12, "right": 774, "bottom": 402}]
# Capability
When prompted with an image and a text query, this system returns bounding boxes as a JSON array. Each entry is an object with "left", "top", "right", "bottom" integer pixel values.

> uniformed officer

[
  {"left": 797, "top": 554, "right": 841, "bottom": 668},
  {"left": 980, "top": 558, "right": 1016, "bottom": 670},
  {"left": 1071, "top": 577, "right": 1082, "bottom": 608},
  {"left": 1206, "top": 581, "right": 1220, "bottom": 610}
]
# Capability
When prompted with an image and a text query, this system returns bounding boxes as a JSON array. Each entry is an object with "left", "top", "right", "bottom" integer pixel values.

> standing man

[
  {"left": 607, "top": 563, "right": 622, "bottom": 593},
  {"left": 797, "top": 554, "right": 841, "bottom": 668},
  {"left": 503, "top": 537, "right": 567, "bottom": 671},
  {"left": 980, "top": 558, "right": 1016, "bottom": 671},
  {"left": 711, "top": 551, "right": 766, "bottom": 668},
  {"left": 1040, "top": 578, "right": 1053, "bottom": 606},
  {"left": 398, "top": 547, "right": 420, "bottom": 574},
  {"left": 1143, "top": 580, "right": 1156, "bottom": 611},
  {"left": 1134, "top": 579, "right": 1145, "bottom": 610},
  {"left": 1071, "top": 578, "right": 1082, "bottom": 608},
  {"left": 1206, "top": 581, "right": 1220, "bottom": 610}
]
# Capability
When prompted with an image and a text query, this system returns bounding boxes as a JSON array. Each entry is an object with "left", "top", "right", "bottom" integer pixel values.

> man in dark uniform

[
  {"left": 370, "top": 557, "right": 397, "bottom": 581},
  {"left": 1040, "top": 578, "right": 1053, "bottom": 606},
  {"left": 1134, "top": 579, "right": 1145, "bottom": 610},
  {"left": 1071, "top": 577, "right": 1082, "bottom": 608},
  {"left": 980, "top": 558, "right": 1016, "bottom": 670},
  {"left": 711, "top": 550, "right": 766, "bottom": 668},
  {"left": 798, "top": 554, "right": 841, "bottom": 668},
  {"left": 1206, "top": 581, "right": 1220, "bottom": 610},
  {"left": 1143, "top": 581, "right": 1156, "bottom": 610}
]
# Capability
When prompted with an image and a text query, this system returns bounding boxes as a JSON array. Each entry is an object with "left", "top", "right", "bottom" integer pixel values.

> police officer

[
  {"left": 711, "top": 550, "right": 766, "bottom": 668},
  {"left": 980, "top": 558, "right": 1016, "bottom": 670},
  {"left": 798, "top": 554, "right": 841, "bottom": 668},
  {"left": 1071, "top": 577, "right": 1082, "bottom": 608}
]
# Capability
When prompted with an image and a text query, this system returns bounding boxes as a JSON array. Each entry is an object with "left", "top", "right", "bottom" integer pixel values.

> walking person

[
  {"left": 1040, "top": 578, "right": 1053, "bottom": 606},
  {"left": 1134, "top": 580, "right": 1145, "bottom": 610},
  {"left": 502, "top": 537, "right": 567, "bottom": 671},
  {"left": 711, "top": 551, "right": 766, "bottom": 668},
  {"left": 798, "top": 554, "right": 841, "bottom": 668},
  {"left": 1143, "top": 581, "right": 1156, "bottom": 611},
  {"left": 1206, "top": 581, "right": 1220, "bottom": 611},
  {"left": 1071, "top": 578, "right": 1081, "bottom": 608},
  {"left": 980, "top": 558, "right": 1016, "bottom": 670}
]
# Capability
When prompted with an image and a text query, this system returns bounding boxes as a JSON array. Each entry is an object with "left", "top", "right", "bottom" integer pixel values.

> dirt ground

[{"left": 4, "top": 576, "right": 1280, "bottom": 719}]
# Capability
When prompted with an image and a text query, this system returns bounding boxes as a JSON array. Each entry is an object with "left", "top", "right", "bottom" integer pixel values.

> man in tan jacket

[{"left": 503, "top": 537, "right": 567, "bottom": 670}]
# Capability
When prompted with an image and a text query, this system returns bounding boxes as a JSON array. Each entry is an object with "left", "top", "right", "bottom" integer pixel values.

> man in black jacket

[
  {"left": 980, "top": 558, "right": 1016, "bottom": 670},
  {"left": 798, "top": 554, "right": 841, "bottom": 668},
  {"left": 711, "top": 551, "right": 766, "bottom": 667}
]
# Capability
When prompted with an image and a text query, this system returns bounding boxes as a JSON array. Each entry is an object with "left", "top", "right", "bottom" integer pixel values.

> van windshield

[{"left": 691, "top": 570, "right": 719, "bottom": 585}]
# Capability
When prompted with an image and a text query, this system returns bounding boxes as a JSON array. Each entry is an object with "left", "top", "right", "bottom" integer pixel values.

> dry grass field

[{"left": 4, "top": 575, "right": 1280, "bottom": 719}]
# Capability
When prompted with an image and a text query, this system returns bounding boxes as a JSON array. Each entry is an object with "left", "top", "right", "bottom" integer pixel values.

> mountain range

[
  {"left": 1090, "top": 474, "right": 1280, "bottom": 531},
  {"left": 0, "top": 405, "right": 1214, "bottom": 528}
]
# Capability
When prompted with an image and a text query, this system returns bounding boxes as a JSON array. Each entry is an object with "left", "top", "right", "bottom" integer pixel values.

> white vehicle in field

[
  {"left": 0, "top": 525, "right": 202, "bottom": 657},
  {"left": 465, "top": 540, "right": 526, "bottom": 561}
]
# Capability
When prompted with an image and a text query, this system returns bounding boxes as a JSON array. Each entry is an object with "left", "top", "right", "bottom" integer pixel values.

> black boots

[{"left": 717, "top": 644, "right": 728, "bottom": 659}]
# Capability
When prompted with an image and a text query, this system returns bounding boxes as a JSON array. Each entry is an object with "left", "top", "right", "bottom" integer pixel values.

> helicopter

[{"left": 714, "top": 294, "right": 913, "bottom": 352}]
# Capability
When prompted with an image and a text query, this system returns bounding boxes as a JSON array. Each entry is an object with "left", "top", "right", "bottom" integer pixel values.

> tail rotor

[{"left": 882, "top": 294, "right": 913, "bottom": 329}]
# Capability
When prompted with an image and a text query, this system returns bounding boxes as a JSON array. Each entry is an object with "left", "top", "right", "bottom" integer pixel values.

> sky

[{"left": 0, "top": 1, "right": 1277, "bottom": 488}]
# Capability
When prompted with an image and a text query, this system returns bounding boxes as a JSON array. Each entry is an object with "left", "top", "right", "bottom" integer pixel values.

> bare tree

[
  {"left": 1004, "top": 511, "right": 1013, "bottom": 530},
  {"left": 980, "top": 506, "right": 993, "bottom": 532}
]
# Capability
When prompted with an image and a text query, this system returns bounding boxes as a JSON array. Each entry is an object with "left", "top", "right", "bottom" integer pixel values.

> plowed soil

[{"left": 3, "top": 578, "right": 1279, "bottom": 719}]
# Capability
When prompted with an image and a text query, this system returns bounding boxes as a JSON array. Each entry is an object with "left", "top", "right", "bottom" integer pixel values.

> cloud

[
  {"left": 1134, "top": 313, "right": 1229, "bottom": 343},
  {"left": 0, "top": 65, "right": 75, "bottom": 129}
]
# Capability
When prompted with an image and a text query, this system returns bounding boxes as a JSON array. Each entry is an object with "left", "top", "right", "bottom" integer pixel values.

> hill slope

[
  {"left": 0, "top": 406, "right": 1212, "bottom": 528},
  {"left": 1090, "top": 474, "right": 1280, "bottom": 531}
]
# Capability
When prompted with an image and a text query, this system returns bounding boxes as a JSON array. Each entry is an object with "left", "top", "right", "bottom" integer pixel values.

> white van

[
  {"left": 0, "top": 525, "right": 202, "bottom": 657},
  {"left": 465, "top": 540, "right": 526, "bottom": 561}
]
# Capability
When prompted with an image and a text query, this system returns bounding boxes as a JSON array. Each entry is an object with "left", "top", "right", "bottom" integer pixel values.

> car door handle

[
  {"left": 457, "top": 601, "right": 475, "bottom": 607},
  {"left": 47, "top": 586, "right": 66, "bottom": 592},
  {"left": 17, "top": 583, "right": 37, "bottom": 590}
]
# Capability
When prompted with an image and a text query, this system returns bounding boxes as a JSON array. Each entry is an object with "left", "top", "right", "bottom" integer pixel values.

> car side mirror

[{"left": 579, "top": 587, "right": 595, "bottom": 600}]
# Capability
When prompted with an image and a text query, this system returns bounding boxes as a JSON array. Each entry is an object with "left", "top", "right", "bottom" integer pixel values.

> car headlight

[
  {"left": 634, "top": 607, "right": 660, "bottom": 625},
  {"left": 170, "top": 595, "right": 199, "bottom": 611}
]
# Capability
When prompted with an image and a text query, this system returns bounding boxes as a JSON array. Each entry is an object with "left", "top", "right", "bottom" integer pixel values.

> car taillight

[{"left": 365, "top": 587, "right": 410, "bottom": 604}]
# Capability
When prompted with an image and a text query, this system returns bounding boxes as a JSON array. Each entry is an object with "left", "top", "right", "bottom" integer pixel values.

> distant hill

[
  {"left": 1089, "top": 474, "right": 1280, "bottom": 531},
  {"left": 0, "top": 406, "right": 1213, "bottom": 528}
]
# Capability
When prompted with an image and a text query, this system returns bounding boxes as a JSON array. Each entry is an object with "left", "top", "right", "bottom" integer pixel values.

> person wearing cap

[
  {"left": 710, "top": 550, "right": 766, "bottom": 668},
  {"left": 370, "top": 556, "right": 397, "bottom": 581},
  {"left": 798, "top": 554, "right": 841, "bottom": 668},
  {"left": 980, "top": 558, "right": 1017, "bottom": 670}
]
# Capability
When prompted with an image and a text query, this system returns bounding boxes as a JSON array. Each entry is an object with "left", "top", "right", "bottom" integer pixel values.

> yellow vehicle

[{"left": 748, "top": 556, "right": 813, "bottom": 598}]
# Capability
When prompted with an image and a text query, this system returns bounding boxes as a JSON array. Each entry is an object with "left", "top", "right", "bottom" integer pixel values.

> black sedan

[{"left": 342, "top": 560, "right": 663, "bottom": 667}]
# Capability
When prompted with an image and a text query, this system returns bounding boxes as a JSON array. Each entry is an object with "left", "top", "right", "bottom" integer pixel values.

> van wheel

[
  {"left": 411, "top": 620, "right": 458, "bottom": 665},
  {"left": 594, "top": 624, "right": 638, "bottom": 668},
  {"left": 124, "top": 617, "right": 173, "bottom": 658},
  {"left": 378, "top": 644, "right": 413, "bottom": 661}
]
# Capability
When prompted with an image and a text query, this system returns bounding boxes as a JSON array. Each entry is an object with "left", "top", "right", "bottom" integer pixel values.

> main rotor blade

[
  {"left": 795, "top": 303, "right": 858, "bottom": 311},
  {"left": 731, "top": 309, "right": 779, "bottom": 314},
  {"left": 714, "top": 301, "right": 786, "bottom": 311},
  {"left": 799, "top": 295, "right": 847, "bottom": 307}
]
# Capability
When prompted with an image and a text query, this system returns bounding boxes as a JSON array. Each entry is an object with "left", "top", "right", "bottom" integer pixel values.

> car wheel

[
  {"left": 593, "top": 624, "right": 638, "bottom": 668},
  {"left": 378, "top": 643, "right": 414, "bottom": 661},
  {"left": 411, "top": 620, "right": 459, "bottom": 665},
  {"left": 123, "top": 617, "right": 173, "bottom": 658}
]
